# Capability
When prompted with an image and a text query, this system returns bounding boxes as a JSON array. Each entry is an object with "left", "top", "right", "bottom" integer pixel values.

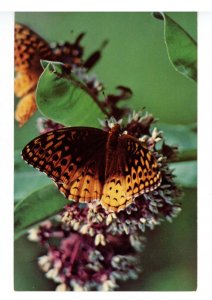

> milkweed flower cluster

[
  {"left": 61, "top": 112, "right": 181, "bottom": 238},
  {"left": 28, "top": 110, "right": 182, "bottom": 291},
  {"left": 28, "top": 220, "right": 143, "bottom": 291}
]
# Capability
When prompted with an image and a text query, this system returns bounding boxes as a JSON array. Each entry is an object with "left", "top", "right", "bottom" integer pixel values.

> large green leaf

[
  {"left": 36, "top": 61, "right": 105, "bottom": 127},
  {"left": 153, "top": 12, "right": 197, "bottom": 81},
  {"left": 14, "top": 149, "right": 51, "bottom": 203},
  {"left": 157, "top": 123, "right": 197, "bottom": 161},
  {"left": 170, "top": 161, "right": 197, "bottom": 188},
  {"left": 14, "top": 172, "right": 51, "bottom": 204},
  {"left": 14, "top": 185, "right": 69, "bottom": 240}
]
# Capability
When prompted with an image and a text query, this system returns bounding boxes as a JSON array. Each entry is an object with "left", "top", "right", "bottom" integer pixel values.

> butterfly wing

[
  {"left": 101, "top": 134, "right": 162, "bottom": 212},
  {"left": 100, "top": 163, "right": 130, "bottom": 213},
  {"left": 15, "top": 23, "right": 53, "bottom": 74},
  {"left": 15, "top": 23, "right": 54, "bottom": 126},
  {"left": 22, "top": 127, "right": 108, "bottom": 203},
  {"left": 57, "top": 150, "right": 105, "bottom": 203}
]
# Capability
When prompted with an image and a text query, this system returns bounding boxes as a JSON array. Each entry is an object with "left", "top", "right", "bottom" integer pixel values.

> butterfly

[
  {"left": 14, "top": 23, "right": 102, "bottom": 126},
  {"left": 22, "top": 124, "right": 162, "bottom": 213},
  {"left": 15, "top": 23, "right": 54, "bottom": 126}
]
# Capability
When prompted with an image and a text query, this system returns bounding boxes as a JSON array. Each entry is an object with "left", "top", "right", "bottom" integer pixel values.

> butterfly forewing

[{"left": 22, "top": 127, "right": 108, "bottom": 203}]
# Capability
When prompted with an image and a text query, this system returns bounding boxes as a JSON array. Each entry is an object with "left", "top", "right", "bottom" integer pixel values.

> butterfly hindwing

[
  {"left": 101, "top": 175, "right": 132, "bottom": 212},
  {"left": 57, "top": 153, "right": 104, "bottom": 203}
]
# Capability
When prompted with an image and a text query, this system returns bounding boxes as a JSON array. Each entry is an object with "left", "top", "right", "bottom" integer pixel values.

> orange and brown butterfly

[
  {"left": 14, "top": 23, "right": 86, "bottom": 126},
  {"left": 22, "top": 124, "right": 162, "bottom": 213}
]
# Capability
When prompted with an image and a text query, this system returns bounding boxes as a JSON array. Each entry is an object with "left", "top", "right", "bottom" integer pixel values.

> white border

[
  {"left": 198, "top": 12, "right": 212, "bottom": 297},
  {"left": 0, "top": 8, "right": 212, "bottom": 300},
  {"left": 0, "top": 0, "right": 211, "bottom": 12},
  {"left": 0, "top": 10, "right": 14, "bottom": 294}
]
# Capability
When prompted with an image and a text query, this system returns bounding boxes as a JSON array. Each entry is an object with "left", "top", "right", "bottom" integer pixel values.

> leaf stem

[{"left": 55, "top": 68, "right": 110, "bottom": 118}]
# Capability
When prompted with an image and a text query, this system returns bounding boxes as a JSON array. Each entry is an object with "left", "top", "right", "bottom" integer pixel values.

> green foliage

[
  {"left": 158, "top": 123, "right": 197, "bottom": 161},
  {"left": 170, "top": 161, "right": 197, "bottom": 188},
  {"left": 15, "top": 12, "right": 197, "bottom": 125},
  {"left": 118, "top": 187, "right": 197, "bottom": 291},
  {"left": 14, "top": 149, "right": 51, "bottom": 203},
  {"left": 153, "top": 12, "right": 197, "bottom": 81},
  {"left": 36, "top": 61, "right": 104, "bottom": 127},
  {"left": 14, "top": 185, "right": 69, "bottom": 240}
]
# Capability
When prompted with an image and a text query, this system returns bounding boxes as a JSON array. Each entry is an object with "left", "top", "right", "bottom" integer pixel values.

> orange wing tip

[
  {"left": 15, "top": 92, "right": 37, "bottom": 126},
  {"left": 67, "top": 194, "right": 100, "bottom": 204},
  {"left": 68, "top": 194, "right": 84, "bottom": 202}
]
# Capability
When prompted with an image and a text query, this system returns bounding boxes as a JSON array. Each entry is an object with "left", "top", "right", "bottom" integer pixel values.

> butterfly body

[
  {"left": 105, "top": 124, "right": 121, "bottom": 177},
  {"left": 22, "top": 125, "right": 161, "bottom": 212}
]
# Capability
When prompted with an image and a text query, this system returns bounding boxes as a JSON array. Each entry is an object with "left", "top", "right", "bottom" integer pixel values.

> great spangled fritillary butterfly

[
  {"left": 22, "top": 124, "right": 162, "bottom": 213},
  {"left": 14, "top": 23, "right": 89, "bottom": 126}
]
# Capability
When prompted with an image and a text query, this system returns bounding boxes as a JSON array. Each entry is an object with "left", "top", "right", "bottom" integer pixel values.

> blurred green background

[{"left": 14, "top": 12, "right": 197, "bottom": 291}]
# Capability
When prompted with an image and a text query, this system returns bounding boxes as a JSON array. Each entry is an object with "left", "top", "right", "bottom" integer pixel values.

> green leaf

[
  {"left": 40, "top": 59, "right": 50, "bottom": 69},
  {"left": 14, "top": 184, "right": 69, "bottom": 240},
  {"left": 153, "top": 12, "right": 197, "bottom": 81},
  {"left": 14, "top": 172, "right": 51, "bottom": 203},
  {"left": 36, "top": 61, "right": 105, "bottom": 127},
  {"left": 157, "top": 123, "right": 197, "bottom": 161},
  {"left": 14, "top": 149, "right": 51, "bottom": 203},
  {"left": 170, "top": 161, "right": 197, "bottom": 188}
]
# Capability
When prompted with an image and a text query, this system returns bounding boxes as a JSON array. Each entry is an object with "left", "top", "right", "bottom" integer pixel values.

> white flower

[
  {"left": 27, "top": 227, "right": 40, "bottom": 242},
  {"left": 101, "top": 280, "right": 118, "bottom": 291},
  {"left": 56, "top": 283, "right": 70, "bottom": 291},
  {"left": 94, "top": 233, "right": 106, "bottom": 246},
  {"left": 38, "top": 255, "right": 51, "bottom": 272}
]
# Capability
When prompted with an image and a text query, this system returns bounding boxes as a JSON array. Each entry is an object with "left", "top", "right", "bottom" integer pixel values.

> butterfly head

[
  {"left": 109, "top": 123, "right": 121, "bottom": 135},
  {"left": 107, "top": 124, "right": 122, "bottom": 151}
]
